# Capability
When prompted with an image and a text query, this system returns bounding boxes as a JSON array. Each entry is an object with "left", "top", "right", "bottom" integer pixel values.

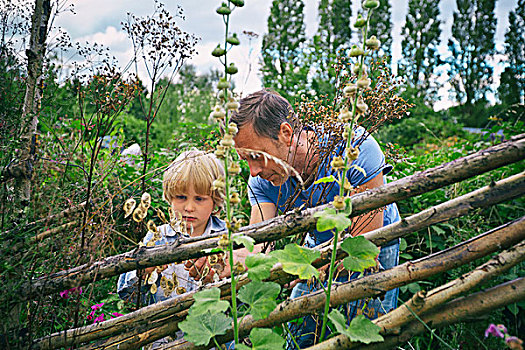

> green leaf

[
  {"left": 270, "top": 244, "right": 320, "bottom": 280},
  {"left": 249, "top": 328, "right": 285, "bottom": 350},
  {"left": 399, "top": 238, "right": 407, "bottom": 251},
  {"left": 245, "top": 254, "right": 277, "bottom": 281},
  {"left": 238, "top": 281, "right": 280, "bottom": 320},
  {"left": 236, "top": 345, "right": 251, "bottom": 350},
  {"left": 313, "top": 175, "right": 337, "bottom": 185},
  {"left": 328, "top": 310, "right": 383, "bottom": 344},
  {"left": 179, "top": 311, "right": 232, "bottom": 346},
  {"left": 341, "top": 236, "right": 380, "bottom": 273},
  {"left": 189, "top": 288, "right": 229, "bottom": 316},
  {"left": 314, "top": 208, "right": 352, "bottom": 232},
  {"left": 233, "top": 234, "right": 255, "bottom": 252},
  {"left": 344, "top": 197, "right": 353, "bottom": 215}
]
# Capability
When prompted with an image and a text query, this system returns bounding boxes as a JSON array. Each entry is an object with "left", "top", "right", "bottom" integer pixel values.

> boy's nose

[{"left": 184, "top": 201, "right": 195, "bottom": 212}]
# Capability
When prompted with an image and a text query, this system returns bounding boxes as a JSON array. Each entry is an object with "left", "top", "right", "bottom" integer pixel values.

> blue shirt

[{"left": 248, "top": 126, "right": 400, "bottom": 247}]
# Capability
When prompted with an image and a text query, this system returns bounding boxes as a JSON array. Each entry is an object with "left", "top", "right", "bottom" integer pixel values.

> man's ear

[{"left": 278, "top": 122, "right": 294, "bottom": 147}]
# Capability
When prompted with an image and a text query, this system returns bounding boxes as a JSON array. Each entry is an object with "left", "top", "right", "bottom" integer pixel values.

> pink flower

[
  {"left": 87, "top": 310, "right": 95, "bottom": 320},
  {"left": 506, "top": 336, "right": 523, "bottom": 350},
  {"left": 93, "top": 313, "right": 105, "bottom": 324},
  {"left": 59, "top": 290, "right": 70, "bottom": 299},
  {"left": 59, "top": 287, "right": 83, "bottom": 299},
  {"left": 485, "top": 323, "right": 507, "bottom": 338},
  {"left": 110, "top": 312, "right": 123, "bottom": 318},
  {"left": 91, "top": 303, "right": 104, "bottom": 310}
]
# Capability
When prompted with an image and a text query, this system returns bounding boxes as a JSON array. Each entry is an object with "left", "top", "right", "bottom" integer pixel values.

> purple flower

[
  {"left": 93, "top": 313, "right": 105, "bottom": 324},
  {"left": 91, "top": 302, "right": 104, "bottom": 310},
  {"left": 485, "top": 323, "right": 507, "bottom": 339},
  {"left": 59, "top": 290, "right": 70, "bottom": 299},
  {"left": 506, "top": 336, "right": 523, "bottom": 350},
  {"left": 110, "top": 312, "right": 123, "bottom": 318}
]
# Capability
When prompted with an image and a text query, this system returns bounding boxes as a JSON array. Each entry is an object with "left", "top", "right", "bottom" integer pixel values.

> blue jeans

[{"left": 287, "top": 240, "right": 400, "bottom": 349}]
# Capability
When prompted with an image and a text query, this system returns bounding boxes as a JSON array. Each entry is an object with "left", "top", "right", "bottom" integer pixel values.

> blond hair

[{"left": 163, "top": 150, "right": 225, "bottom": 209}]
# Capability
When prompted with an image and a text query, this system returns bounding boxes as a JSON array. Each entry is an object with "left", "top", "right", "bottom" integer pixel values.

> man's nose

[{"left": 248, "top": 160, "right": 262, "bottom": 177}]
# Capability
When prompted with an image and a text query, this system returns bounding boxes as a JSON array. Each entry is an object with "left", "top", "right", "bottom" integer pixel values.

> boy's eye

[
  {"left": 195, "top": 196, "right": 206, "bottom": 202},
  {"left": 175, "top": 195, "right": 186, "bottom": 200}
]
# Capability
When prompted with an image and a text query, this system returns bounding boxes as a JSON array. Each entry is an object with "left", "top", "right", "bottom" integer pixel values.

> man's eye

[{"left": 249, "top": 153, "right": 260, "bottom": 160}]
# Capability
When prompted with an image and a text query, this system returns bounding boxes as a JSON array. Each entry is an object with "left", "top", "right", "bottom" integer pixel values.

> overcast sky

[{"left": 53, "top": 0, "right": 518, "bottom": 109}]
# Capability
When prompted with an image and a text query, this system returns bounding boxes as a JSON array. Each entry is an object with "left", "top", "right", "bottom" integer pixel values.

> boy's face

[{"left": 170, "top": 185, "right": 214, "bottom": 237}]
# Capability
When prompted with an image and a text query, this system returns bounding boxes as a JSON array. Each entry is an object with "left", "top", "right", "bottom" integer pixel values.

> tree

[
  {"left": 367, "top": 0, "right": 393, "bottom": 62},
  {"left": 261, "top": 0, "right": 309, "bottom": 102},
  {"left": 399, "top": 0, "right": 442, "bottom": 104},
  {"left": 498, "top": 0, "right": 525, "bottom": 105},
  {"left": 310, "top": 0, "right": 352, "bottom": 98},
  {"left": 447, "top": 0, "right": 497, "bottom": 107}
]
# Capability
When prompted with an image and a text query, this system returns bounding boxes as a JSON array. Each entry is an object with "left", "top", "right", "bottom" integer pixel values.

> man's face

[{"left": 234, "top": 123, "right": 293, "bottom": 186}]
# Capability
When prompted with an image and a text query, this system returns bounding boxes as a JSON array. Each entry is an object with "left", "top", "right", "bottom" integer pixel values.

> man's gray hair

[{"left": 231, "top": 89, "right": 297, "bottom": 140}]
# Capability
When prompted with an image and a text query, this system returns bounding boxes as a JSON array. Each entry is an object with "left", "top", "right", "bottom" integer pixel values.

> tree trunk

[{"left": 4, "top": 0, "right": 51, "bottom": 210}]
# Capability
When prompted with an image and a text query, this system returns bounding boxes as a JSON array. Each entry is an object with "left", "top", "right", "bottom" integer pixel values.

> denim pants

[{"left": 287, "top": 240, "right": 400, "bottom": 349}]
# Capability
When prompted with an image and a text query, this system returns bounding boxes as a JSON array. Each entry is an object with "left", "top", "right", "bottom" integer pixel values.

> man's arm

[{"left": 350, "top": 172, "right": 384, "bottom": 236}]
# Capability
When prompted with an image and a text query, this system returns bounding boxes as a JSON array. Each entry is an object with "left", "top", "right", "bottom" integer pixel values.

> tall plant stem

[{"left": 319, "top": 228, "right": 340, "bottom": 341}]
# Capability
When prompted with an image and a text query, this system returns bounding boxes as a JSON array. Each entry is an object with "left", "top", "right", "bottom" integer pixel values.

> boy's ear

[{"left": 278, "top": 122, "right": 293, "bottom": 147}]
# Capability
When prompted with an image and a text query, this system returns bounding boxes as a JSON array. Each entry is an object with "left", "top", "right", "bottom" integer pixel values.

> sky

[{"left": 52, "top": 0, "right": 518, "bottom": 110}]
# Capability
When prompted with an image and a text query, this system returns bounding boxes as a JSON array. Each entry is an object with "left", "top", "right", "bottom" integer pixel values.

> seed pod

[
  {"left": 363, "top": 0, "right": 380, "bottom": 9},
  {"left": 212, "top": 178, "right": 226, "bottom": 191},
  {"left": 123, "top": 198, "right": 136, "bottom": 218},
  {"left": 211, "top": 44, "right": 226, "bottom": 57},
  {"left": 228, "top": 122, "right": 238, "bottom": 135},
  {"left": 156, "top": 208, "right": 168, "bottom": 224},
  {"left": 230, "top": 192, "right": 241, "bottom": 205},
  {"left": 132, "top": 206, "right": 147, "bottom": 223},
  {"left": 216, "top": 3, "right": 231, "bottom": 15},
  {"left": 353, "top": 63, "right": 367, "bottom": 75},
  {"left": 150, "top": 283, "right": 157, "bottom": 295},
  {"left": 331, "top": 156, "right": 345, "bottom": 171},
  {"left": 160, "top": 275, "right": 168, "bottom": 289},
  {"left": 218, "top": 89, "right": 232, "bottom": 100},
  {"left": 230, "top": 0, "right": 245, "bottom": 7},
  {"left": 176, "top": 286, "right": 186, "bottom": 294},
  {"left": 218, "top": 234, "right": 230, "bottom": 249},
  {"left": 356, "top": 76, "right": 371, "bottom": 89},
  {"left": 332, "top": 195, "right": 346, "bottom": 210},
  {"left": 228, "top": 162, "right": 241, "bottom": 175},
  {"left": 141, "top": 192, "right": 151, "bottom": 208},
  {"left": 354, "top": 14, "right": 366, "bottom": 28},
  {"left": 226, "top": 63, "right": 239, "bottom": 75},
  {"left": 147, "top": 220, "right": 157, "bottom": 233},
  {"left": 220, "top": 133, "right": 235, "bottom": 148},
  {"left": 347, "top": 146, "right": 360, "bottom": 161},
  {"left": 208, "top": 254, "right": 219, "bottom": 264},
  {"left": 148, "top": 270, "right": 158, "bottom": 284},
  {"left": 226, "top": 99, "right": 240, "bottom": 110},
  {"left": 226, "top": 34, "right": 240, "bottom": 46},
  {"left": 343, "top": 84, "right": 358, "bottom": 97},
  {"left": 338, "top": 108, "right": 352, "bottom": 123},
  {"left": 356, "top": 98, "right": 368, "bottom": 114},
  {"left": 365, "top": 36, "right": 380, "bottom": 50},
  {"left": 210, "top": 105, "right": 226, "bottom": 122},
  {"left": 217, "top": 78, "right": 230, "bottom": 89},
  {"left": 214, "top": 146, "right": 226, "bottom": 158},
  {"left": 344, "top": 181, "right": 354, "bottom": 192},
  {"left": 349, "top": 45, "right": 365, "bottom": 57},
  {"left": 233, "top": 262, "right": 246, "bottom": 274}
]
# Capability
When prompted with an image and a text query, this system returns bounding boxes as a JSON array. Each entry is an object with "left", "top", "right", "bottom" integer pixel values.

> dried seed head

[
  {"left": 338, "top": 108, "right": 352, "bottom": 123},
  {"left": 228, "top": 122, "right": 238, "bottom": 135},
  {"left": 176, "top": 286, "right": 186, "bottom": 294},
  {"left": 141, "top": 192, "right": 151, "bottom": 207},
  {"left": 233, "top": 261, "right": 246, "bottom": 274},
  {"left": 210, "top": 105, "right": 226, "bottom": 122},
  {"left": 132, "top": 205, "right": 147, "bottom": 223},
  {"left": 226, "top": 99, "right": 240, "bottom": 111},
  {"left": 218, "top": 234, "right": 230, "bottom": 249},
  {"left": 343, "top": 84, "right": 358, "bottom": 98},
  {"left": 230, "top": 192, "right": 241, "bottom": 205},
  {"left": 356, "top": 99, "right": 368, "bottom": 115},
  {"left": 220, "top": 133, "right": 235, "bottom": 148},
  {"left": 214, "top": 145, "right": 226, "bottom": 158},
  {"left": 357, "top": 76, "right": 371, "bottom": 89},
  {"left": 123, "top": 198, "right": 136, "bottom": 218},
  {"left": 212, "top": 177, "right": 226, "bottom": 191},
  {"left": 366, "top": 36, "right": 380, "bottom": 50},
  {"left": 147, "top": 220, "right": 157, "bottom": 233}
]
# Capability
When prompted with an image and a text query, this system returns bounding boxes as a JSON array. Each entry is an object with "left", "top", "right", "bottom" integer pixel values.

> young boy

[{"left": 117, "top": 149, "right": 226, "bottom": 305}]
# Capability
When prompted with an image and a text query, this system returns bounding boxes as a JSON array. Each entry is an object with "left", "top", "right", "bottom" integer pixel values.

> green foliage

[
  {"left": 189, "top": 288, "right": 230, "bottom": 316},
  {"left": 498, "top": 0, "right": 525, "bottom": 105},
  {"left": 179, "top": 311, "right": 232, "bottom": 346},
  {"left": 366, "top": 0, "right": 393, "bottom": 61},
  {"left": 261, "top": 0, "right": 309, "bottom": 102},
  {"left": 238, "top": 281, "right": 281, "bottom": 320},
  {"left": 341, "top": 236, "right": 380, "bottom": 273},
  {"left": 314, "top": 208, "right": 352, "bottom": 232},
  {"left": 236, "top": 328, "right": 285, "bottom": 350},
  {"left": 233, "top": 234, "right": 255, "bottom": 252},
  {"left": 270, "top": 244, "right": 320, "bottom": 279},
  {"left": 245, "top": 254, "right": 278, "bottom": 281},
  {"left": 328, "top": 310, "right": 384, "bottom": 344},
  {"left": 399, "top": 0, "right": 442, "bottom": 103},
  {"left": 447, "top": 0, "right": 497, "bottom": 106}
]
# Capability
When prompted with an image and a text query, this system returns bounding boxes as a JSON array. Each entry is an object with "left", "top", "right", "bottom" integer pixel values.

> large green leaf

[
  {"left": 179, "top": 311, "right": 232, "bottom": 346},
  {"left": 237, "top": 328, "right": 285, "bottom": 350},
  {"left": 341, "top": 236, "right": 379, "bottom": 273},
  {"left": 270, "top": 244, "right": 320, "bottom": 280},
  {"left": 189, "top": 287, "right": 230, "bottom": 316},
  {"left": 328, "top": 310, "right": 383, "bottom": 344},
  {"left": 238, "top": 281, "right": 280, "bottom": 320},
  {"left": 233, "top": 234, "right": 255, "bottom": 252},
  {"left": 314, "top": 208, "right": 352, "bottom": 232},
  {"left": 245, "top": 254, "right": 277, "bottom": 281}
]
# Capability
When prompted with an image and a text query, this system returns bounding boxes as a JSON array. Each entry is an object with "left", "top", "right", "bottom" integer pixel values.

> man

[{"left": 232, "top": 89, "right": 400, "bottom": 347}]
